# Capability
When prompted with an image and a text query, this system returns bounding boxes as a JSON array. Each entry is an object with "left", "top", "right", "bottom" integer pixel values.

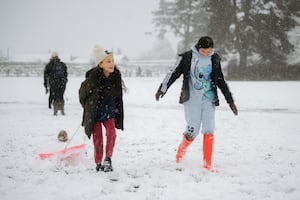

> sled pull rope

[{"left": 64, "top": 124, "right": 82, "bottom": 149}]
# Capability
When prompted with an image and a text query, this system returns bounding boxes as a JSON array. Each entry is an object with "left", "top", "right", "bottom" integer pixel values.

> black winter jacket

[
  {"left": 44, "top": 58, "right": 68, "bottom": 88},
  {"left": 79, "top": 67, "right": 124, "bottom": 138},
  {"left": 158, "top": 50, "right": 234, "bottom": 106}
]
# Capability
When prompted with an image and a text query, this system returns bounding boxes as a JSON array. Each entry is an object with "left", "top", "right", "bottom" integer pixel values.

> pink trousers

[{"left": 92, "top": 119, "right": 117, "bottom": 164}]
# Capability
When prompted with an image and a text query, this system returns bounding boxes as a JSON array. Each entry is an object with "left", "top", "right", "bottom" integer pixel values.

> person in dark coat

[
  {"left": 44, "top": 52, "right": 68, "bottom": 115},
  {"left": 79, "top": 44, "right": 124, "bottom": 172},
  {"left": 155, "top": 36, "right": 238, "bottom": 171}
]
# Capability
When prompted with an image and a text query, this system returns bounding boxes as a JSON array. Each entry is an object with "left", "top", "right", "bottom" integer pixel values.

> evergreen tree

[
  {"left": 206, "top": 0, "right": 297, "bottom": 68},
  {"left": 251, "top": 0, "right": 296, "bottom": 65},
  {"left": 153, "top": 0, "right": 298, "bottom": 69},
  {"left": 204, "top": 0, "right": 236, "bottom": 55},
  {"left": 153, "top": 0, "right": 208, "bottom": 53}
]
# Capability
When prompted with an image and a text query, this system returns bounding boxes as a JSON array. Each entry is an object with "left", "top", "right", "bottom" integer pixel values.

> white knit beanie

[
  {"left": 94, "top": 44, "right": 111, "bottom": 66},
  {"left": 51, "top": 51, "right": 59, "bottom": 58}
]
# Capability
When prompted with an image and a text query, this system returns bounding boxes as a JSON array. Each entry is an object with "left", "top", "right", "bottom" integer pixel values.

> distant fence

[
  {"left": 2, "top": 60, "right": 298, "bottom": 80},
  {"left": 0, "top": 61, "right": 90, "bottom": 77},
  {"left": 0, "top": 60, "right": 175, "bottom": 77},
  {"left": 228, "top": 63, "right": 300, "bottom": 80}
]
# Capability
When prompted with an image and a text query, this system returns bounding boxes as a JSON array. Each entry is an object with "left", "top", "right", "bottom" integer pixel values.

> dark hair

[{"left": 195, "top": 36, "right": 214, "bottom": 49}]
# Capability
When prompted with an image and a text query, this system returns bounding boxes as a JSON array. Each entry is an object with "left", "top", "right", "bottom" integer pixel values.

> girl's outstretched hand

[
  {"left": 229, "top": 102, "right": 238, "bottom": 115},
  {"left": 155, "top": 90, "right": 164, "bottom": 101}
]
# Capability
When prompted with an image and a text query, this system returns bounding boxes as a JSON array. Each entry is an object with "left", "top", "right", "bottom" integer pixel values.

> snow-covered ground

[{"left": 0, "top": 77, "right": 299, "bottom": 200}]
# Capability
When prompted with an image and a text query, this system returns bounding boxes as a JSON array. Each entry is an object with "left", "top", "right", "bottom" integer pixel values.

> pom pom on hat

[{"left": 94, "top": 44, "right": 111, "bottom": 66}]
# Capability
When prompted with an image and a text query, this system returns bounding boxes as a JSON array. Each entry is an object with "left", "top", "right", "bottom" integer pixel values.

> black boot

[
  {"left": 102, "top": 157, "right": 113, "bottom": 172},
  {"left": 96, "top": 163, "right": 102, "bottom": 172}
]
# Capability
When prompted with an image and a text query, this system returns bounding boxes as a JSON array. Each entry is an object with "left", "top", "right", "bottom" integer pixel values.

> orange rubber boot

[
  {"left": 176, "top": 135, "right": 192, "bottom": 163},
  {"left": 203, "top": 134, "right": 214, "bottom": 170}
]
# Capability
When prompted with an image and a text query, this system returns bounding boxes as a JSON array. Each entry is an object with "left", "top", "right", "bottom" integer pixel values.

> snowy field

[{"left": 0, "top": 76, "right": 300, "bottom": 200}]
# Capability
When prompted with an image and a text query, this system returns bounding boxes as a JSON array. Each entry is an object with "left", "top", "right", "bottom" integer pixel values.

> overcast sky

[{"left": 0, "top": 0, "right": 177, "bottom": 59}]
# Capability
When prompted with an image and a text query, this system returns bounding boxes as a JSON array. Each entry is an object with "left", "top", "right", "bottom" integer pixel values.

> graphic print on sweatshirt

[{"left": 193, "top": 63, "right": 215, "bottom": 99}]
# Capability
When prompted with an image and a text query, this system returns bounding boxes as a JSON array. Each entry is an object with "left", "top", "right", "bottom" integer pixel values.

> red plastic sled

[{"left": 38, "top": 144, "right": 86, "bottom": 160}]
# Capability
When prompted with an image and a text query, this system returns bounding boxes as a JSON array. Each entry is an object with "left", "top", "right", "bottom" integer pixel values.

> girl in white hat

[{"left": 79, "top": 45, "right": 124, "bottom": 172}]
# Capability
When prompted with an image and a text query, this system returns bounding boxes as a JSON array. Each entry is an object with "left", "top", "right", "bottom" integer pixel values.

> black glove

[
  {"left": 155, "top": 90, "right": 164, "bottom": 101},
  {"left": 45, "top": 88, "right": 48, "bottom": 94},
  {"left": 229, "top": 102, "right": 238, "bottom": 115}
]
